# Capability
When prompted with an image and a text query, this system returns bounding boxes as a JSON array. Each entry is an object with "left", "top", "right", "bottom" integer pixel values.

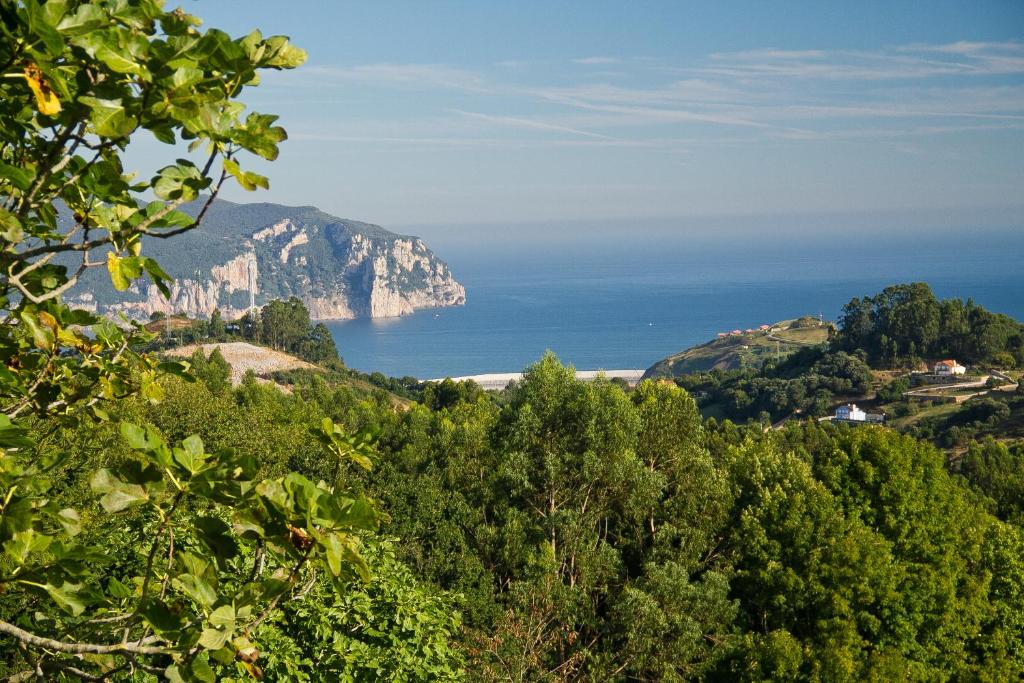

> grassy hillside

[{"left": 644, "top": 316, "right": 831, "bottom": 378}]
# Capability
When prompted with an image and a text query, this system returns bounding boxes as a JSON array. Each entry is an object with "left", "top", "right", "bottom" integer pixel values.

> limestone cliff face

[
  {"left": 348, "top": 235, "right": 466, "bottom": 318},
  {"left": 69, "top": 200, "right": 465, "bottom": 321}
]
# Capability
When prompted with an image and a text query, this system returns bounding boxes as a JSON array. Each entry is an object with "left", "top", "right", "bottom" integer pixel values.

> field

[{"left": 164, "top": 342, "right": 318, "bottom": 386}]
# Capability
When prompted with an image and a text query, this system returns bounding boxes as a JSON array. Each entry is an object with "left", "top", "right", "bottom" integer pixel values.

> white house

[
  {"left": 934, "top": 359, "right": 966, "bottom": 376},
  {"left": 835, "top": 404, "right": 867, "bottom": 422},
  {"left": 835, "top": 403, "right": 886, "bottom": 424}
]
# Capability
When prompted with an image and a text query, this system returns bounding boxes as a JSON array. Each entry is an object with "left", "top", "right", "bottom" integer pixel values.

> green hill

[{"left": 643, "top": 316, "right": 832, "bottom": 378}]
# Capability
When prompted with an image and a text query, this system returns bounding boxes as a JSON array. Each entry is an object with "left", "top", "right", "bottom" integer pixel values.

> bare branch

[{"left": 0, "top": 620, "right": 165, "bottom": 656}]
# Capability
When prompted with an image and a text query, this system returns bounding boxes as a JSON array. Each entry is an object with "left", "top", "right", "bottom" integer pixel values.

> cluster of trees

[
  {"left": 238, "top": 297, "right": 339, "bottom": 365},
  {"left": 959, "top": 437, "right": 1024, "bottom": 525},
  {"left": 353, "top": 354, "right": 1024, "bottom": 679},
  {"left": 905, "top": 391, "right": 1024, "bottom": 448},
  {"left": 13, "top": 345, "right": 1024, "bottom": 680},
  {"left": 676, "top": 347, "right": 873, "bottom": 423},
  {"left": 151, "top": 298, "right": 340, "bottom": 367},
  {"left": 836, "top": 282, "right": 1024, "bottom": 367}
]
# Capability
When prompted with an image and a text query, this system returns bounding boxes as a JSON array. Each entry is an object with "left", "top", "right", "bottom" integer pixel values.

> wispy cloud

[
  {"left": 450, "top": 109, "right": 615, "bottom": 139},
  {"left": 294, "top": 63, "right": 490, "bottom": 92},
  {"left": 273, "top": 40, "right": 1024, "bottom": 153},
  {"left": 573, "top": 56, "right": 622, "bottom": 65},
  {"left": 701, "top": 41, "right": 1024, "bottom": 80}
]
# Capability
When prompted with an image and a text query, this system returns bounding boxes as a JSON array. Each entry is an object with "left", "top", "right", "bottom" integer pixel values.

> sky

[{"left": 145, "top": 1, "right": 1024, "bottom": 229}]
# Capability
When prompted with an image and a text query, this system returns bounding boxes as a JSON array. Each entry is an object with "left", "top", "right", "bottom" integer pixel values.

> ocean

[{"left": 325, "top": 224, "right": 1024, "bottom": 379}]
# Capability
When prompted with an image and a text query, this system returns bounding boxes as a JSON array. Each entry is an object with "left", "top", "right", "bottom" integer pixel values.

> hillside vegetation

[
  {"left": 644, "top": 316, "right": 831, "bottom": 378},
  {"left": 649, "top": 284, "right": 1024, "bottom": 448}
]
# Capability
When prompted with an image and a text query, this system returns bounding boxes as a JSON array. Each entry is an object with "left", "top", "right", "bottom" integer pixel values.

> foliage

[
  {"left": 147, "top": 297, "right": 342, "bottom": 368},
  {"left": 190, "top": 347, "right": 231, "bottom": 396},
  {"left": 355, "top": 353, "right": 1024, "bottom": 679},
  {"left": 676, "top": 348, "right": 873, "bottom": 422},
  {"left": 836, "top": 283, "right": 1024, "bottom": 367},
  {"left": 257, "top": 540, "right": 465, "bottom": 681},
  {"left": 2, "top": 2, "right": 1023, "bottom": 678},
  {"left": 906, "top": 393, "right": 1024, "bottom": 447},
  {"left": 959, "top": 438, "right": 1024, "bottom": 524},
  {"left": 0, "top": 1, "right": 424, "bottom": 679}
]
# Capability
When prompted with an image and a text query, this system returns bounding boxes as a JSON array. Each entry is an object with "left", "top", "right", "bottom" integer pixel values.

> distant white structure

[
  {"left": 427, "top": 369, "right": 645, "bottom": 391},
  {"left": 934, "top": 359, "right": 966, "bottom": 376},
  {"left": 835, "top": 404, "right": 867, "bottom": 422},
  {"left": 835, "top": 403, "right": 886, "bottom": 424}
]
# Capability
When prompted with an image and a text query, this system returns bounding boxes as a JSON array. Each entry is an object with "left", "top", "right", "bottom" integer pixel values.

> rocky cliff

[{"left": 67, "top": 199, "right": 465, "bottom": 320}]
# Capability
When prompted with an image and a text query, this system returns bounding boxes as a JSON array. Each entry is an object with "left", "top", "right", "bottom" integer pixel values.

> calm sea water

[{"left": 326, "top": 226, "right": 1024, "bottom": 379}]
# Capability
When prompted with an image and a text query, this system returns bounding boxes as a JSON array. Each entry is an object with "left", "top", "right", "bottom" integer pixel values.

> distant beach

[{"left": 428, "top": 369, "right": 645, "bottom": 390}]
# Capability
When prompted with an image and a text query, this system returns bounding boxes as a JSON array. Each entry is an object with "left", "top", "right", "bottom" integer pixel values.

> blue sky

[{"left": 159, "top": 1, "right": 1024, "bottom": 227}]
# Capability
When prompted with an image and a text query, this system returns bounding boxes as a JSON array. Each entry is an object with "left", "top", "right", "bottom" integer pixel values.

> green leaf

[
  {"left": 0, "top": 208, "right": 24, "bottom": 244},
  {"left": 259, "top": 35, "right": 308, "bottom": 69},
  {"left": 78, "top": 96, "right": 137, "bottom": 138},
  {"left": 24, "top": 0, "right": 64, "bottom": 55},
  {"left": 173, "top": 573, "right": 217, "bottom": 607},
  {"left": 195, "top": 516, "right": 238, "bottom": 563},
  {"left": 321, "top": 532, "right": 368, "bottom": 580},
  {"left": 45, "top": 581, "right": 85, "bottom": 616},
  {"left": 0, "top": 415, "right": 34, "bottom": 449},
  {"left": 197, "top": 627, "right": 228, "bottom": 651},
  {"left": 208, "top": 603, "right": 235, "bottom": 629},
  {"left": 143, "top": 600, "right": 185, "bottom": 634},
  {"left": 19, "top": 309, "right": 55, "bottom": 351},
  {"left": 119, "top": 256, "right": 144, "bottom": 280},
  {"left": 99, "top": 488, "right": 149, "bottom": 513},
  {"left": 337, "top": 497, "right": 379, "bottom": 530},
  {"left": 4, "top": 529, "right": 50, "bottom": 564},
  {"left": 173, "top": 434, "right": 206, "bottom": 474},
  {"left": 57, "top": 3, "right": 107, "bottom": 35},
  {"left": 90, "top": 469, "right": 149, "bottom": 512},
  {"left": 57, "top": 508, "right": 81, "bottom": 536},
  {"left": 190, "top": 656, "right": 217, "bottom": 683},
  {"left": 164, "top": 664, "right": 185, "bottom": 683},
  {"left": 158, "top": 361, "right": 196, "bottom": 383},
  {"left": 234, "top": 113, "right": 287, "bottom": 161},
  {"left": 0, "top": 161, "right": 35, "bottom": 192},
  {"left": 95, "top": 41, "right": 149, "bottom": 77},
  {"left": 223, "top": 158, "right": 269, "bottom": 192},
  {"left": 108, "top": 576, "right": 134, "bottom": 599},
  {"left": 122, "top": 422, "right": 154, "bottom": 450},
  {"left": 152, "top": 160, "right": 207, "bottom": 201}
]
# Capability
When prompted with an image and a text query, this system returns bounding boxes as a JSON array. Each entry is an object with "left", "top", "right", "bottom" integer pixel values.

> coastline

[{"left": 426, "top": 369, "right": 645, "bottom": 391}]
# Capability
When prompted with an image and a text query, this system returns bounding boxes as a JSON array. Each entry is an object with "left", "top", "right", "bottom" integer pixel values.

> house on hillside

[
  {"left": 934, "top": 359, "right": 966, "bottom": 376},
  {"left": 835, "top": 404, "right": 866, "bottom": 421},
  {"left": 835, "top": 403, "right": 885, "bottom": 424}
]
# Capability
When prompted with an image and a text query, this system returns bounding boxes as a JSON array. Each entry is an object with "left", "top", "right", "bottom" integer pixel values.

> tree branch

[{"left": 0, "top": 620, "right": 165, "bottom": 655}]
